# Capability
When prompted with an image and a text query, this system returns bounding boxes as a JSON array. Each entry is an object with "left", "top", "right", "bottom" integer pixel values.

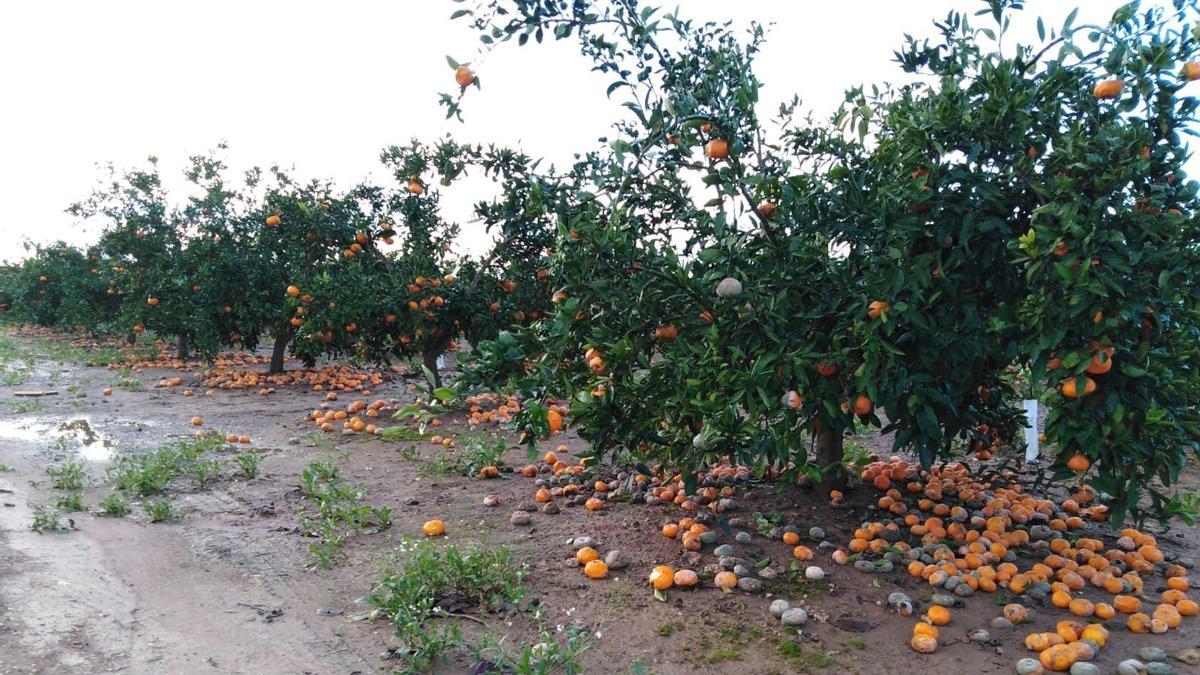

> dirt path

[
  {"left": 0, "top": 341, "right": 379, "bottom": 674},
  {"left": 0, "top": 332, "right": 1197, "bottom": 675}
]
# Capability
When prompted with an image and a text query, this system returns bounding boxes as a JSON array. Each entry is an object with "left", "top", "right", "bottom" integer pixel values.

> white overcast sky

[{"left": 0, "top": 1, "right": 1152, "bottom": 263}]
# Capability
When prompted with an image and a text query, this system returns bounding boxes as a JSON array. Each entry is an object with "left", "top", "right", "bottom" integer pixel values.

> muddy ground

[{"left": 0, "top": 329, "right": 1197, "bottom": 675}]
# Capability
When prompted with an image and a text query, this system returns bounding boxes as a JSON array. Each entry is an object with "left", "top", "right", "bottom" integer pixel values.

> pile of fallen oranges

[
  {"left": 520, "top": 447, "right": 605, "bottom": 510},
  {"left": 841, "top": 457, "right": 1194, "bottom": 671},
  {"left": 464, "top": 392, "right": 570, "bottom": 434},
  {"left": 304, "top": 397, "right": 394, "bottom": 434},
  {"left": 505, "top": 437, "right": 1193, "bottom": 670},
  {"left": 105, "top": 347, "right": 275, "bottom": 372},
  {"left": 465, "top": 392, "right": 521, "bottom": 428},
  {"left": 512, "top": 448, "right": 770, "bottom": 590},
  {"left": 204, "top": 364, "right": 386, "bottom": 393}
]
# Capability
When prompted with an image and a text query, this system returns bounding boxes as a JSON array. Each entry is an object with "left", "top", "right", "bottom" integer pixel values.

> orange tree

[
  {"left": 818, "top": 2, "right": 1200, "bottom": 521},
  {"left": 450, "top": 0, "right": 1200, "bottom": 520},
  {"left": 74, "top": 157, "right": 193, "bottom": 351},
  {"left": 76, "top": 150, "right": 270, "bottom": 359},
  {"left": 174, "top": 149, "right": 280, "bottom": 360},
  {"left": 840, "top": 0, "right": 1200, "bottom": 521},
  {"left": 448, "top": 0, "right": 930, "bottom": 488},
  {"left": 0, "top": 242, "right": 119, "bottom": 331},
  {"left": 992, "top": 3, "right": 1200, "bottom": 522},
  {"left": 370, "top": 139, "right": 557, "bottom": 386},
  {"left": 67, "top": 143, "right": 554, "bottom": 378},
  {"left": 240, "top": 166, "right": 401, "bottom": 373}
]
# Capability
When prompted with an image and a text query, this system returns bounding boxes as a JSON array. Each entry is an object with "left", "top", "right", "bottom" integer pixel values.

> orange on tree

[
  {"left": 1084, "top": 347, "right": 1114, "bottom": 375},
  {"left": 1092, "top": 79, "right": 1124, "bottom": 99},
  {"left": 1060, "top": 376, "right": 1096, "bottom": 399},
  {"left": 454, "top": 65, "right": 475, "bottom": 87},
  {"left": 704, "top": 138, "right": 729, "bottom": 160}
]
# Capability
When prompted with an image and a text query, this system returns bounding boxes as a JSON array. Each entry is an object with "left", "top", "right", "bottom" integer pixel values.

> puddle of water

[
  {"left": 0, "top": 418, "right": 46, "bottom": 442},
  {"left": 0, "top": 416, "right": 130, "bottom": 462}
]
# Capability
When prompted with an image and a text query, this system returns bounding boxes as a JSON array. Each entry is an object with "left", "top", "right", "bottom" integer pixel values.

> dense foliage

[
  {"left": 2, "top": 0, "right": 1199, "bottom": 522},
  {"left": 2, "top": 143, "right": 554, "bottom": 379},
  {"left": 448, "top": 0, "right": 1200, "bottom": 522}
]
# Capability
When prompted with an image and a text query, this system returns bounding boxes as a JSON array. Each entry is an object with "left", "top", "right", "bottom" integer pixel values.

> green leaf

[
  {"left": 1063, "top": 7, "right": 1078, "bottom": 32},
  {"left": 432, "top": 387, "right": 455, "bottom": 403}
]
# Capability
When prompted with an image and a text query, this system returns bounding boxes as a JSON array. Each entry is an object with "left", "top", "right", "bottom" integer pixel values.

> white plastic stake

[
  {"left": 1023, "top": 398, "right": 1039, "bottom": 462},
  {"left": 436, "top": 354, "right": 446, "bottom": 370}
]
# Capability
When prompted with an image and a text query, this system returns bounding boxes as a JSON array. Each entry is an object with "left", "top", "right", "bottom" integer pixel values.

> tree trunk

[
  {"left": 423, "top": 350, "right": 442, "bottom": 388},
  {"left": 815, "top": 426, "right": 846, "bottom": 493},
  {"left": 269, "top": 324, "right": 294, "bottom": 374},
  {"left": 420, "top": 329, "right": 454, "bottom": 388},
  {"left": 176, "top": 333, "right": 189, "bottom": 361},
  {"left": 126, "top": 332, "right": 137, "bottom": 346}
]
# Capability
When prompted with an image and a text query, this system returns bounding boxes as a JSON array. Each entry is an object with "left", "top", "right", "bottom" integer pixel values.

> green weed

[
  {"left": 751, "top": 511, "right": 783, "bottom": 538},
  {"left": 108, "top": 451, "right": 176, "bottom": 496},
  {"left": 458, "top": 434, "right": 507, "bottom": 477},
  {"left": 418, "top": 432, "right": 507, "bottom": 478},
  {"left": 776, "top": 639, "right": 834, "bottom": 670},
  {"left": 2, "top": 368, "right": 31, "bottom": 387},
  {"left": 297, "top": 459, "right": 391, "bottom": 568},
  {"left": 46, "top": 458, "right": 87, "bottom": 490},
  {"left": 299, "top": 459, "right": 341, "bottom": 495},
  {"left": 107, "top": 435, "right": 226, "bottom": 496},
  {"left": 369, "top": 539, "right": 528, "bottom": 673},
  {"left": 96, "top": 493, "right": 130, "bottom": 517},
  {"left": 233, "top": 453, "right": 260, "bottom": 479},
  {"left": 395, "top": 443, "right": 421, "bottom": 462},
  {"left": 53, "top": 492, "right": 84, "bottom": 512},
  {"left": 379, "top": 426, "right": 426, "bottom": 443},
  {"left": 30, "top": 505, "right": 67, "bottom": 533},
  {"left": 115, "top": 376, "right": 143, "bottom": 391},
  {"left": 143, "top": 497, "right": 177, "bottom": 523},
  {"left": 475, "top": 622, "right": 593, "bottom": 675},
  {"left": 185, "top": 458, "right": 222, "bottom": 488},
  {"left": 9, "top": 399, "right": 42, "bottom": 413}
]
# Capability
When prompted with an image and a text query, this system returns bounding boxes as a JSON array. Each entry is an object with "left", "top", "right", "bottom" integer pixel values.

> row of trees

[
  {"left": 3, "top": 0, "right": 1198, "bottom": 522},
  {"left": 0, "top": 143, "right": 556, "bottom": 382}
]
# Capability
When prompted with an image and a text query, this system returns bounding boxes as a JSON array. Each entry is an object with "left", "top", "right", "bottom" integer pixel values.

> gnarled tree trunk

[
  {"left": 423, "top": 350, "right": 442, "bottom": 388},
  {"left": 815, "top": 425, "right": 846, "bottom": 493},
  {"left": 421, "top": 329, "right": 454, "bottom": 388},
  {"left": 269, "top": 323, "right": 295, "bottom": 374},
  {"left": 176, "top": 333, "right": 189, "bottom": 361}
]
